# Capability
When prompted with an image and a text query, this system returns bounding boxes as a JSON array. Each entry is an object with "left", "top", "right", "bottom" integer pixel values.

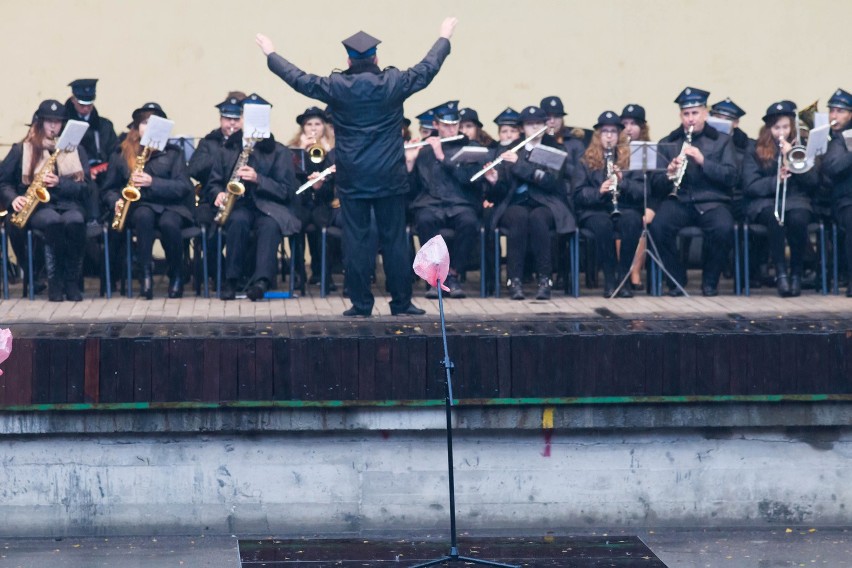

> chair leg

[
  {"left": 733, "top": 224, "right": 741, "bottom": 296},
  {"left": 819, "top": 222, "right": 827, "bottom": 295},
  {"left": 27, "top": 229, "right": 34, "bottom": 301},
  {"left": 572, "top": 231, "right": 580, "bottom": 297},
  {"left": 1, "top": 225, "right": 8, "bottom": 300},
  {"left": 479, "top": 226, "right": 486, "bottom": 298},
  {"left": 103, "top": 226, "right": 112, "bottom": 299},
  {"left": 832, "top": 223, "right": 839, "bottom": 296},
  {"left": 743, "top": 224, "right": 751, "bottom": 297},
  {"left": 493, "top": 228, "right": 501, "bottom": 299},
  {"left": 216, "top": 227, "right": 223, "bottom": 299},
  {"left": 320, "top": 227, "right": 327, "bottom": 298},
  {"left": 125, "top": 229, "right": 133, "bottom": 298},
  {"left": 288, "top": 236, "right": 296, "bottom": 296},
  {"left": 201, "top": 226, "right": 209, "bottom": 299}
]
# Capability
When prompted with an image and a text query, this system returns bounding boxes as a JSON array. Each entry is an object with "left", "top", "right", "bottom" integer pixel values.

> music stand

[
  {"left": 409, "top": 278, "right": 519, "bottom": 568},
  {"left": 610, "top": 141, "right": 688, "bottom": 298}
]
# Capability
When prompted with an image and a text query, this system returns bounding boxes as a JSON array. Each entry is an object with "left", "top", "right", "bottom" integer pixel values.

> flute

[
  {"left": 296, "top": 165, "right": 335, "bottom": 194},
  {"left": 470, "top": 126, "right": 548, "bottom": 182},
  {"left": 403, "top": 134, "right": 464, "bottom": 149}
]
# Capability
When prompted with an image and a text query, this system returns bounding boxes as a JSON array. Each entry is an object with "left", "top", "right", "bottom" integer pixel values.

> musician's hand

[
  {"left": 500, "top": 151, "right": 518, "bottom": 164},
  {"left": 307, "top": 171, "right": 324, "bottom": 190},
  {"left": 11, "top": 196, "right": 27, "bottom": 213},
  {"left": 601, "top": 179, "right": 613, "bottom": 194},
  {"left": 780, "top": 166, "right": 792, "bottom": 180},
  {"left": 41, "top": 172, "right": 59, "bottom": 188},
  {"left": 256, "top": 33, "right": 275, "bottom": 55},
  {"left": 427, "top": 136, "right": 445, "bottom": 161},
  {"left": 643, "top": 207, "right": 656, "bottom": 225},
  {"left": 483, "top": 163, "right": 498, "bottom": 184},
  {"left": 113, "top": 199, "right": 124, "bottom": 216},
  {"left": 483, "top": 200, "right": 494, "bottom": 209},
  {"left": 440, "top": 17, "right": 458, "bottom": 39},
  {"left": 666, "top": 157, "right": 681, "bottom": 177},
  {"left": 214, "top": 192, "right": 227, "bottom": 208},
  {"left": 237, "top": 166, "right": 258, "bottom": 183},
  {"left": 299, "top": 133, "right": 316, "bottom": 149},
  {"left": 131, "top": 172, "right": 152, "bottom": 187},
  {"left": 683, "top": 146, "right": 704, "bottom": 166},
  {"left": 780, "top": 139, "right": 793, "bottom": 156}
]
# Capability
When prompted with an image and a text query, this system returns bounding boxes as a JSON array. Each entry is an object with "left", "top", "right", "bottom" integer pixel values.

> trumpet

[
  {"left": 668, "top": 125, "right": 694, "bottom": 199},
  {"left": 404, "top": 134, "right": 464, "bottom": 149},
  {"left": 10, "top": 148, "right": 60, "bottom": 229},
  {"left": 307, "top": 142, "right": 325, "bottom": 164},
  {"left": 214, "top": 137, "right": 257, "bottom": 226},
  {"left": 604, "top": 144, "right": 620, "bottom": 218},
  {"left": 111, "top": 146, "right": 153, "bottom": 232}
]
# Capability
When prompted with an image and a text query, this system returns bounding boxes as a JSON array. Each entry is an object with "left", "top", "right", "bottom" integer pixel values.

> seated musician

[
  {"left": 458, "top": 108, "right": 496, "bottom": 149},
  {"left": 620, "top": 103, "right": 654, "bottom": 289},
  {"left": 649, "top": 87, "right": 738, "bottom": 297},
  {"left": 408, "top": 101, "right": 483, "bottom": 298},
  {"left": 540, "top": 95, "right": 587, "bottom": 183},
  {"left": 483, "top": 105, "right": 576, "bottom": 300},
  {"left": 573, "top": 111, "right": 643, "bottom": 298},
  {"left": 207, "top": 93, "right": 301, "bottom": 301},
  {"left": 0, "top": 100, "right": 91, "bottom": 301},
  {"left": 102, "top": 103, "right": 194, "bottom": 299},
  {"left": 822, "top": 88, "right": 852, "bottom": 296},
  {"left": 742, "top": 101, "right": 819, "bottom": 297}
]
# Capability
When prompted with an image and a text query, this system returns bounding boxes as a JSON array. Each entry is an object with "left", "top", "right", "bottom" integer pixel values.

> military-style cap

[
  {"left": 620, "top": 103, "right": 646, "bottom": 124},
  {"left": 761, "top": 100, "right": 797, "bottom": 124},
  {"left": 216, "top": 96, "right": 243, "bottom": 119},
  {"left": 674, "top": 87, "right": 710, "bottom": 109},
  {"left": 342, "top": 31, "right": 381, "bottom": 59},
  {"left": 131, "top": 102, "right": 167, "bottom": 124},
  {"left": 416, "top": 109, "right": 435, "bottom": 128},
  {"left": 520, "top": 106, "right": 548, "bottom": 123},
  {"left": 828, "top": 88, "right": 852, "bottom": 111},
  {"left": 296, "top": 106, "right": 328, "bottom": 125},
  {"left": 594, "top": 110, "right": 624, "bottom": 130},
  {"left": 710, "top": 98, "right": 746, "bottom": 120},
  {"left": 68, "top": 78, "right": 98, "bottom": 105},
  {"left": 458, "top": 108, "right": 482, "bottom": 128},
  {"left": 33, "top": 99, "right": 68, "bottom": 122},
  {"left": 540, "top": 96, "right": 566, "bottom": 116},
  {"left": 244, "top": 93, "right": 272, "bottom": 106},
  {"left": 494, "top": 107, "right": 521, "bottom": 127},
  {"left": 433, "top": 100, "right": 460, "bottom": 124}
]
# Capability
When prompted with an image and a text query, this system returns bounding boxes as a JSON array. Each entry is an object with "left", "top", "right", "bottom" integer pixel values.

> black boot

[
  {"left": 789, "top": 272, "right": 802, "bottom": 297},
  {"left": 246, "top": 277, "right": 269, "bottom": 301},
  {"left": 221, "top": 278, "right": 237, "bottom": 301},
  {"left": 776, "top": 264, "right": 791, "bottom": 297},
  {"left": 509, "top": 277, "right": 524, "bottom": 300},
  {"left": 64, "top": 251, "right": 84, "bottom": 302},
  {"left": 535, "top": 276, "right": 552, "bottom": 300},
  {"left": 140, "top": 264, "right": 153, "bottom": 300},
  {"left": 168, "top": 271, "right": 184, "bottom": 299},
  {"left": 45, "top": 245, "right": 64, "bottom": 302}
]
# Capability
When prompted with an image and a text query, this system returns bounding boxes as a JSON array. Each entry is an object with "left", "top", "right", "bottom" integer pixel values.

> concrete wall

[
  {"left": 0, "top": 0, "right": 848, "bottom": 147},
  {"left": 0, "top": 404, "right": 849, "bottom": 537}
]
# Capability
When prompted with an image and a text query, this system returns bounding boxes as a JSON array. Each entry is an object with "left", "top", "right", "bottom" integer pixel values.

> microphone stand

[{"left": 410, "top": 278, "right": 519, "bottom": 568}]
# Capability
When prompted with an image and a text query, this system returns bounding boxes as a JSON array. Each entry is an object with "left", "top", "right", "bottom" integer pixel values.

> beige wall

[{"left": 1, "top": 0, "right": 849, "bottom": 148}]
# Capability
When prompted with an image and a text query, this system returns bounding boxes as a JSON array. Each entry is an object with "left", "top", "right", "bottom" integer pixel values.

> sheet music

[
  {"left": 140, "top": 116, "right": 175, "bottom": 150},
  {"left": 528, "top": 144, "right": 567, "bottom": 170},
  {"left": 56, "top": 120, "right": 89, "bottom": 152},
  {"left": 813, "top": 112, "right": 829, "bottom": 130},
  {"left": 706, "top": 116, "right": 732, "bottom": 135},
  {"left": 628, "top": 142, "right": 658, "bottom": 171},
  {"left": 806, "top": 123, "right": 831, "bottom": 164},
  {"left": 450, "top": 146, "right": 489, "bottom": 164},
  {"left": 844, "top": 131, "right": 852, "bottom": 152},
  {"left": 244, "top": 104, "right": 272, "bottom": 139}
]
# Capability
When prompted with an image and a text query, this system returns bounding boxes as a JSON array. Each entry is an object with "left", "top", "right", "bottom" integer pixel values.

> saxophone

[
  {"left": 214, "top": 138, "right": 257, "bottom": 226},
  {"left": 111, "top": 146, "right": 153, "bottom": 231},
  {"left": 10, "top": 149, "right": 60, "bottom": 229},
  {"left": 604, "top": 144, "right": 620, "bottom": 218},
  {"left": 668, "top": 124, "right": 694, "bottom": 199}
]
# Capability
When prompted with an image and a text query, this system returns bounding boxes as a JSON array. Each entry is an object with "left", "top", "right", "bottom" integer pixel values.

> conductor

[{"left": 256, "top": 17, "right": 458, "bottom": 316}]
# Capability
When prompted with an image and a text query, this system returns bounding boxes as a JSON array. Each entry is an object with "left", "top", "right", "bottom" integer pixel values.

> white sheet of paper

[
  {"left": 707, "top": 116, "right": 732, "bottom": 135},
  {"left": 806, "top": 123, "right": 831, "bottom": 164},
  {"left": 629, "top": 142, "right": 658, "bottom": 171},
  {"left": 243, "top": 104, "right": 272, "bottom": 139},
  {"left": 56, "top": 120, "right": 89, "bottom": 151},
  {"left": 140, "top": 115, "right": 175, "bottom": 150},
  {"left": 813, "top": 112, "right": 829, "bottom": 130},
  {"left": 844, "top": 130, "right": 852, "bottom": 152}
]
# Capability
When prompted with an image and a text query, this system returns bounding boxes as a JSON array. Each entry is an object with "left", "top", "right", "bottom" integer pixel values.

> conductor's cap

[{"left": 343, "top": 31, "right": 381, "bottom": 59}]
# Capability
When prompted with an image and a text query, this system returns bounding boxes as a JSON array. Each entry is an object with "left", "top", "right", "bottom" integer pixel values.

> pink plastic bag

[
  {"left": 413, "top": 235, "right": 451, "bottom": 292},
  {"left": 0, "top": 328, "right": 12, "bottom": 376}
]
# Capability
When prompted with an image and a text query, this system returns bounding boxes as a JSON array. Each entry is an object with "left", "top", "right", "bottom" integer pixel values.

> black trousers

[
  {"left": 499, "top": 201, "right": 555, "bottom": 281},
  {"left": 224, "top": 205, "right": 282, "bottom": 283},
  {"left": 836, "top": 205, "right": 852, "bottom": 284},
  {"left": 580, "top": 209, "right": 643, "bottom": 288},
  {"left": 130, "top": 205, "right": 184, "bottom": 276},
  {"left": 29, "top": 207, "right": 86, "bottom": 279},
  {"left": 340, "top": 193, "right": 411, "bottom": 312},
  {"left": 649, "top": 200, "right": 734, "bottom": 288},
  {"left": 414, "top": 206, "right": 478, "bottom": 274},
  {"left": 755, "top": 207, "right": 810, "bottom": 275}
]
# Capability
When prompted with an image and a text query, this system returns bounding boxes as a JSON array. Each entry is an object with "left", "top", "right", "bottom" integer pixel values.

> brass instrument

[
  {"left": 111, "top": 146, "right": 153, "bottom": 231},
  {"left": 774, "top": 136, "right": 788, "bottom": 226},
  {"left": 307, "top": 142, "right": 325, "bottom": 164},
  {"left": 604, "top": 144, "right": 620, "bottom": 217},
  {"left": 786, "top": 114, "right": 810, "bottom": 174},
  {"left": 668, "top": 125, "right": 694, "bottom": 199},
  {"left": 10, "top": 149, "right": 61, "bottom": 229},
  {"left": 214, "top": 138, "right": 257, "bottom": 226},
  {"left": 798, "top": 100, "right": 819, "bottom": 131}
]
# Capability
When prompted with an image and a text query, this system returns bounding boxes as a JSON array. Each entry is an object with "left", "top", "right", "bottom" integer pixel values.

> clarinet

[
  {"left": 668, "top": 125, "right": 694, "bottom": 199},
  {"left": 605, "top": 144, "right": 621, "bottom": 218}
]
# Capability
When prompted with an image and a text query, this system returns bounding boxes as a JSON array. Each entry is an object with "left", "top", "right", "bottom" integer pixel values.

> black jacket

[
  {"left": 572, "top": 157, "right": 644, "bottom": 222},
  {"left": 487, "top": 136, "right": 576, "bottom": 234},
  {"left": 206, "top": 131, "right": 301, "bottom": 235},
  {"left": 0, "top": 143, "right": 91, "bottom": 218},
  {"left": 409, "top": 136, "right": 483, "bottom": 214},
  {"left": 742, "top": 141, "right": 818, "bottom": 221},
  {"left": 822, "top": 123, "right": 852, "bottom": 213},
  {"left": 652, "top": 124, "right": 738, "bottom": 212},
  {"left": 557, "top": 131, "right": 587, "bottom": 188},
  {"left": 63, "top": 100, "right": 118, "bottom": 167},
  {"left": 266, "top": 38, "right": 451, "bottom": 199},
  {"left": 101, "top": 144, "right": 194, "bottom": 223},
  {"left": 188, "top": 128, "right": 229, "bottom": 189}
]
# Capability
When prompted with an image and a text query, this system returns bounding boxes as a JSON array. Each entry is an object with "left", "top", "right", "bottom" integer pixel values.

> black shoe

[
  {"left": 246, "top": 278, "right": 268, "bottom": 301},
  {"left": 168, "top": 276, "right": 184, "bottom": 299},
  {"left": 535, "top": 276, "right": 552, "bottom": 300},
  {"left": 64, "top": 253, "right": 84, "bottom": 302},
  {"left": 509, "top": 278, "right": 524, "bottom": 300},
  {"left": 847, "top": 286, "right": 852, "bottom": 298},
  {"left": 391, "top": 303, "right": 426, "bottom": 316},
  {"left": 602, "top": 287, "right": 615, "bottom": 298},
  {"left": 140, "top": 266, "right": 153, "bottom": 300},
  {"left": 221, "top": 279, "right": 237, "bottom": 301},
  {"left": 425, "top": 285, "right": 439, "bottom": 299},
  {"left": 616, "top": 287, "right": 634, "bottom": 298},
  {"left": 343, "top": 305, "right": 372, "bottom": 317},
  {"left": 776, "top": 274, "right": 792, "bottom": 297},
  {"left": 790, "top": 274, "right": 802, "bottom": 297},
  {"left": 308, "top": 273, "right": 321, "bottom": 285},
  {"left": 447, "top": 275, "right": 466, "bottom": 299},
  {"left": 668, "top": 288, "right": 686, "bottom": 297},
  {"left": 702, "top": 284, "right": 719, "bottom": 297}
]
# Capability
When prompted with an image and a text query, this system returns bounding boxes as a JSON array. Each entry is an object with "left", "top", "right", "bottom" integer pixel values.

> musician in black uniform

[
  {"left": 573, "top": 111, "right": 643, "bottom": 298},
  {"left": 207, "top": 94, "right": 301, "bottom": 301},
  {"left": 416, "top": 109, "right": 438, "bottom": 140},
  {"left": 258, "top": 17, "right": 457, "bottom": 316},
  {"left": 540, "top": 95, "right": 588, "bottom": 183},
  {"left": 483, "top": 105, "right": 576, "bottom": 300},
  {"left": 743, "top": 101, "right": 819, "bottom": 297},
  {"left": 103, "top": 103, "right": 194, "bottom": 299},
  {"left": 822, "top": 88, "right": 852, "bottom": 296},
  {"left": 458, "top": 108, "right": 496, "bottom": 149},
  {"left": 0, "top": 100, "right": 91, "bottom": 301},
  {"left": 409, "top": 101, "right": 483, "bottom": 298},
  {"left": 620, "top": 103, "right": 654, "bottom": 290},
  {"left": 650, "top": 87, "right": 738, "bottom": 296},
  {"left": 64, "top": 79, "right": 117, "bottom": 190}
]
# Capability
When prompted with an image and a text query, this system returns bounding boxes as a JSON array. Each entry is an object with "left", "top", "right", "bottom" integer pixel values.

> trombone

[
  {"left": 774, "top": 136, "right": 789, "bottom": 226},
  {"left": 786, "top": 114, "right": 810, "bottom": 174}
]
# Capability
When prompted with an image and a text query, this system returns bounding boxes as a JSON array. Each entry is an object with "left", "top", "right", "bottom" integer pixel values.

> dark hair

[
  {"left": 755, "top": 115, "right": 793, "bottom": 167},
  {"left": 347, "top": 56, "right": 378, "bottom": 73}
]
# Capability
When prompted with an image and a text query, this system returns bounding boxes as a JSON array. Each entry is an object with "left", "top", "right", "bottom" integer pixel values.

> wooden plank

[
  {"left": 336, "top": 337, "right": 359, "bottom": 400},
  {"left": 48, "top": 339, "right": 68, "bottom": 404},
  {"left": 288, "top": 337, "right": 308, "bottom": 400},
  {"left": 112, "top": 338, "right": 135, "bottom": 403},
  {"left": 182, "top": 338, "right": 204, "bottom": 402},
  {"left": 644, "top": 333, "right": 664, "bottom": 397},
  {"left": 255, "top": 337, "right": 274, "bottom": 401},
  {"left": 425, "top": 335, "right": 445, "bottom": 400},
  {"left": 219, "top": 337, "right": 239, "bottom": 402},
  {"left": 4, "top": 337, "right": 33, "bottom": 406},
  {"left": 775, "top": 332, "right": 798, "bottom": 395},
  {"left": 65, "top": 338, "right": 85, "bottom": 404},
  {"left": 495, "top": 336, "right": 512, "bottom": 398},
  {"left": 390, "top": 336, "right": 411, "bottom": 400},
  {"left": 357, "top": 338, "right": 376, "bottom": 400},
  {"left": 84, "top": 337, "right": 100, "bottom": 404},
  {"left": 272, "top": 337, "right": 291, "bottom": 400},
  {"left": 237, "top": 338, "right": 257, "bottom": 400},
  {"left": 150, "top": 338, "right": 171, "bottom": 403},
  {"left": 476, "top": 336, "right": 499, "bottom": 399},
  {"left": 98, "top": 338, "right": 120, "bottom": 404},
  {"left": 202, "top": 338, "right": 220, "bottom": 402},
  {"left": 728, "top": 333, "right": 749, "bottom": 396},
  {"left": 373, "top": 337, "right": 394, "bottom": 401},
  {"left": 406, "top": 336, "right": 428, "bottom": 399},
  {"left": 31, "top": 338, "right": 51, "bottom": 404},
  {"left": 133, "top": 340, "right": 152, "bottom": 403}
]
